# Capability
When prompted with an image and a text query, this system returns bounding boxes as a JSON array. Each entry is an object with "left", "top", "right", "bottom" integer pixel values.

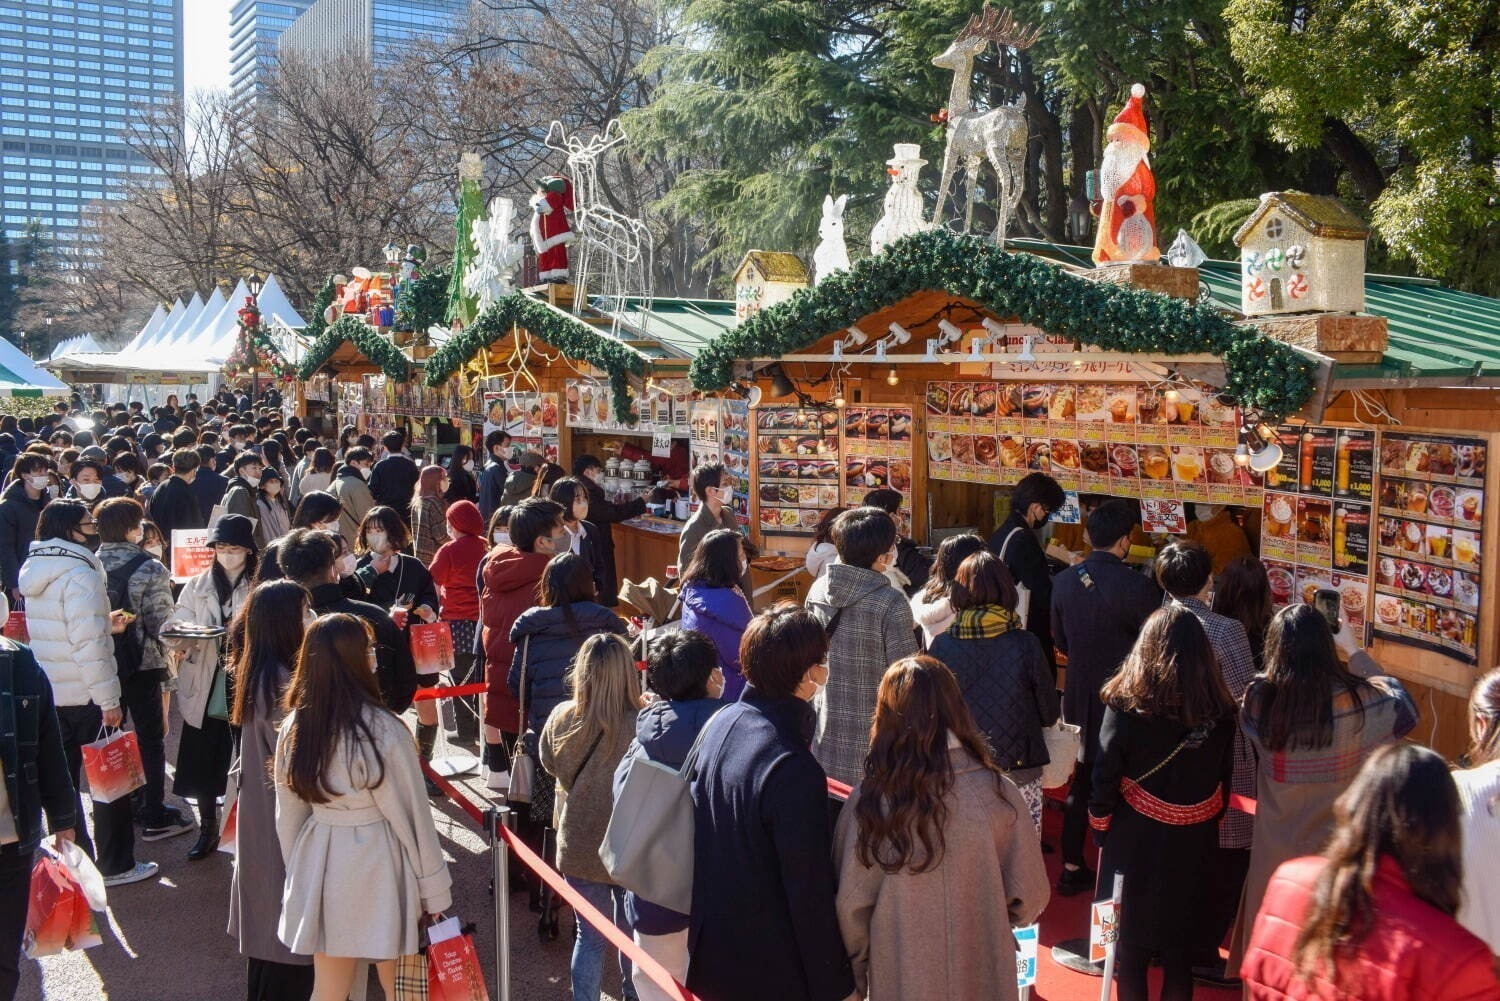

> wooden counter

[{"left": 612, "top": 517, "right": 683, "bottom": 608}]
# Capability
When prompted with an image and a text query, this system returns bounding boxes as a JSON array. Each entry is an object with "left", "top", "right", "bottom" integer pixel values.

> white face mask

[
  {"left": 493, "top": 530, "right": 509, "bottom": 547},
  {"left": 26, "top": 475, "right": 49, "bottom": 492},
  {"left": 76, "top": 481, "right": 102, "bottom": 500},
  {"left": 358, "top": 465, "right": 372, "bottom": 480},
  {"left": 127, "top": 528, "right": 144, "bottom": 546},
  {"left": 463, "top": 461, "right": 475, "bottom": 472},
  {"left": 317, "top": 519, "right": 341, "bottom": 534},
  {"left": 216, "top": 550, "right": 247, "bottom": 573},
  {"left": 739, "top": 559, "right": 749, "bottom": 577},
  {"left": 366, "top": 531, "right": 389, "bottom": 553},
  {"left": 119, "top": 472, "right": 137, "bottom": 484},
  {"left": 714, "top": 485, "right": 733, "bottom": 504},
  {"left": 336, "top": 553, "right": 358, "bottom": 576},
  {"left": 145, "top": 544, "right": 163, "bottom": 559},
  {"left": 243, "top": 475, "right": 260, "bottom": 489}
]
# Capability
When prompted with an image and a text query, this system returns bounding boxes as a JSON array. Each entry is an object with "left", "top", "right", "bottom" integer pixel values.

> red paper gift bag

[
  {"left": 427, "top": 917, "right": 489, "bottom": 1001},
  {"left": 410, "top": 621, "right": 455, "bottom": 677},
  {"left": 82, "top": 728, "right": 146, "bottom": 803},
  {"left": 24, "top": 851, "right": 102, "bottom": 958},
  {"left": 3, "top": 602, "right": 28, "bottom": 643}
]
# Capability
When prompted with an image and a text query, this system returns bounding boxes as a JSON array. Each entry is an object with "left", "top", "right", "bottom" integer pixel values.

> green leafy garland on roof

[
  {"left": 295, "top": 314, "right": 412, "bottom": 382},
  {"left": 689, "top": 230, "right": 1317, "bottom": 420},
  {"left": 424, "top": 292, "right": 646, "bottom": 424}
]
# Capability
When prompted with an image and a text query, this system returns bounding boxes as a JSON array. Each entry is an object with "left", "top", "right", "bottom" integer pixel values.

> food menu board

[
  {"left": 1371, "top": 433, "right": 1486, "bottom": 664},
  {"left": 925, "top": 380, "right": 1250, "bottom": 507},
  {"left": 1260, "top": 424, "right": 1375, "bottom": 638},
  {"left": 754, "top": 406, "right": 842, "bottom": 535},
  {"left": 689, "top": 399, "right": 751, "bottom": 527},
  {"left": 844, "top": 406, "right": 915, "bottom": 536},
  {"left": 566, "top": 378, "right": 693, "bottom": 437},
  {"left": 482, "top": 390, "right": 561, "bottom": 463}
]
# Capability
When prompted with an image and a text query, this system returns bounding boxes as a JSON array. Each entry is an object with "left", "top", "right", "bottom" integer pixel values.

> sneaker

[
  {"left": 141, "top": 808, "right": 196, "bottom": 842},
  {"left": 1056, "top": 864, "right": 1096, "bottom": 897},
  {"left": 102, "top": 861, "right": 159, "bottom": 887},
  {"left": 485, "top": 768, "right": 511, "bottom": 793}
]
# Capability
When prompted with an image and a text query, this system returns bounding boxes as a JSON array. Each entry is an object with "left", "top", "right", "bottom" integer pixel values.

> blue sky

[{"left": 183, "top": 0, "right": 231, "bottom": 98}]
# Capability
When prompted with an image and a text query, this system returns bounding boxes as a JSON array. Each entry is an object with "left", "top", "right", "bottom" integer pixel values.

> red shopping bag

[
  {"left": 24, "top": 849, "right": 103, "bottom": 957},
  {"left": 81, "top": 728, "right": 146, "bottom": 803},
  {"left": 427, "top": 917, "right": 489, "bottom": 1001},
  {"left": 410, "top": 621, "right": 456, "bottom": 677},
  {"left": 3, "top": 601, "right": 27, "bottom": 643}
]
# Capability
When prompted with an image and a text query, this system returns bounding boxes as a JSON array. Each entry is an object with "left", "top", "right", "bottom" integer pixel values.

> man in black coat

[
  {"left": 279, "top": 528, "right": 417, "bottom": 714},
  {"left": 368, "top": 430, "right": 420, "bottom": 524},
  {"left": 148, "top": 449, "right": 208, "bottom": 561},
  {"left": 1049, "top": 498, "right": 1160, "bottom": 895},
  {"left": 0, "top": 454, "right": 50, "bottom": 600},
  {"left": 476, "top": 429, "right": 511, "bottom": 525},
  {"left": 573, "top": 454, "right": 646, "bottom": 607},
  {"left": 190, "top": 445, "right": 229, "bottom": 521},
  {"left": 989, "top": 472, "right": 1067, "bottom": 671}
]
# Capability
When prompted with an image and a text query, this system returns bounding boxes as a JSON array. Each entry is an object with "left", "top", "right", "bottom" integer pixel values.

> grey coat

[
  {"left": 806, "top": 563, "right": 919, "bottom": 785},
  {"left": 98, "top": 541, "right": 175, "bottom": 676}
]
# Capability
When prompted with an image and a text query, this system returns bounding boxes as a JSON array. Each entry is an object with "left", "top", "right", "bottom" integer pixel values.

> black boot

[
  {"left": 417, "top": 723, "right": 443, "bottom": 798},
  {"left": 454, "top": 695, "right": 481, "bottom": 748},
  {"left": 187, "top": 798, "right": 219, "bottom": 860}
]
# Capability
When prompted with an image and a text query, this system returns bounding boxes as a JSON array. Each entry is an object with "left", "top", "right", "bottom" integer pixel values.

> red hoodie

[
  {"left": 480, "top": 545, "right": 551, "bottom": 730},
  {"left": 430, "top": 500, "right": 486, "bottom": 622}
]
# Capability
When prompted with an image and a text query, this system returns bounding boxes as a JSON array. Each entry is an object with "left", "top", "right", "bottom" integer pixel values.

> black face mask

[{"left": 76, "top": 531, "right": 100, "bottom": 552}]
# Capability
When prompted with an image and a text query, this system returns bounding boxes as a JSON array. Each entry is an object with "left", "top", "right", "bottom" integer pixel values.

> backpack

[{"left": 105, "top": 552, "right": 152, "bottom": 681}]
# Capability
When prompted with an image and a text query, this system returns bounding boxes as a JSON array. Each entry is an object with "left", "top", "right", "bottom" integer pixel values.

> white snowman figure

[
  {"left": 870, "top": 143, "right": 930, "bottom": 255},
  {"left": 813, "top": 194, "right": 851, "bottom": 284}
]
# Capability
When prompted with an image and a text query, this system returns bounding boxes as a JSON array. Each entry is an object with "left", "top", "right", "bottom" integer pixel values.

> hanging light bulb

[
  {"left": 1164, "top": 387, "right": 1181, "bottom": 403},
  {"left": 886, "top": 366, "right": 899, "bottom": 387},
  {"left": 1233, "top": 443, "right": 1251, "bottom": 467},
  {"left": 832, "top": 387, "right": 846, "bottom": 407}
]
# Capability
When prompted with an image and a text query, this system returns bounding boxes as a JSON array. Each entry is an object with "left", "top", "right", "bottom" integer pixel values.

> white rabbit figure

[{"left": 813, "top": 194, "right": 851, "bottom": 285}]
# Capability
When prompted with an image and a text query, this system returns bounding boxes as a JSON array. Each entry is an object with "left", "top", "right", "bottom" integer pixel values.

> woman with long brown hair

[
  {"left": 834, "top": 655, "right": 1048, "bottom": 1001},
  {"left": 274, "top": 614, "right": 450, "bottom": 1001},
  {"left": 1241, "top": 744, "right": 1497, "bottom": 1000},
  {"left": 227, "top": 580, "right": 313, "bottom": 1001},
  {"left": 1212, "top": 555, "right": 1274, "bottom": 668},
  {"left": 908, "top": 532, "right": 986, "bottom": 647},
  {"left": 409, "top": 464, "right": 449, "bottom": 565},
  {"left": 1089, "top": 605, "right": 1236, "bottom": 1001},
  {"left": 1454, "top": 667, "right": 1500, "bottom": 953}
]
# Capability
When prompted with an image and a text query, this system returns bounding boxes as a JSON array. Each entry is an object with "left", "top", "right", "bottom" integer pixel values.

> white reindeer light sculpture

[
  {"left": 930, "top": 6, "right": 1041, "bottom": 245},
  {"left": 544, "top": 120, "right": 654, "bottom": 334}
]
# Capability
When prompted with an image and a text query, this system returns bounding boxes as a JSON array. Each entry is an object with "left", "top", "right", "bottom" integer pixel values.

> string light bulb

[
  {"left": 1164, "top": 387, "right": 1180, "bottom": 403},
  {"left": 886, "top": 367, "right": 899, "bottom": 386},
  {"left": 1233, "top": 443, "right": 1251, "bottom": 467}
]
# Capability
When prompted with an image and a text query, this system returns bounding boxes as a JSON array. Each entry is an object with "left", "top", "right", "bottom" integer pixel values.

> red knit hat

[{"left": 445, "top": 499, "right": 484, "bottom": 537}]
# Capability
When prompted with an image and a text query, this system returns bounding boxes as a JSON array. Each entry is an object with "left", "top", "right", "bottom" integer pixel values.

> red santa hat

[{"left": 1106, "top": 83, "right": 1149, "bottom": 144}]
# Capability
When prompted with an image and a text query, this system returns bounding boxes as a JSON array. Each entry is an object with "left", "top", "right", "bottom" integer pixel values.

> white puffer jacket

[{"left": 17, "top": 538, "right": 118, "bottom": 710}]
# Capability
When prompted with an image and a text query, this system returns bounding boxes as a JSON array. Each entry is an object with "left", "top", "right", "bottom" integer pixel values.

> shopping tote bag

[
  {"left": 427, "top": 916, "right": 489, "bottom": 1001},
  {"left": 24, "top": 838, "right": 106, "bottom": 957},
  {"left": 410, "top": 621, "right": 456, "bottom": 676},
  {"left": 81, "top": 727, "right": 146, "bottom": 803}
]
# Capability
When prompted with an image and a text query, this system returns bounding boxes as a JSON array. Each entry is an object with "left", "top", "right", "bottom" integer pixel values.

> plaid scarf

[{"left": 948, "top": 605, "right": 1023, "bottom": 641}]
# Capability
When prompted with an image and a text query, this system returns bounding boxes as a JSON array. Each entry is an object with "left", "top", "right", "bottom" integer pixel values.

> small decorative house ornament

[
  {"left": 1092, "top": 84, "right": 1159, "bottom": 265},
  {"left": 871, "top": 143, "right": 931, "bottom": 255},
  {"left": 732, "top": 251, "right": 810, "bottom": 320},
  {"left": 1232, "top": 191, "right": 1370, "bottom": 317}
]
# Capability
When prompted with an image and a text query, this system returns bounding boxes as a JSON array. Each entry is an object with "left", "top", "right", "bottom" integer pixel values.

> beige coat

[
  {"left": 834, "top": 749, "right": 1049, "bottom": 1001},
  {"left": 161, "top": 566, "right": 251, "bottom": 728},
  {"left": 274, "top": 705, "right": 452, "bottom": 960},
  {"left": 538, "top": 700, "right": 636, "bottom": 885}
]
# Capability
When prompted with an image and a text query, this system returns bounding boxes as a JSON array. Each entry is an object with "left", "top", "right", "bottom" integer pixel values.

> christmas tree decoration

[
  {"left": 422, "top": 292, "right": 646, "bottom": 424},
  {"left": 813, "top": 195, "right": 850, "bottom": 285},
  {"left": 445, "top": 153, "right": 486, "bottom": 326},
  {"left": 464, "top": 197, "right": 526, "bottom": 312},
  {"left": 393, "top": 268, "right": 450, "bottom": 334},
  {"left": 224, "top": 297, "right": 297, "bottom": 383},
  {"left": 303, "top": 275, "right": 338, "bottom": 340},
  {"left": 1092, "top": 84, "right": 1160, "bottom": 265},
  {"left": 688, "top": 229, "right": 1316, "bottom": 421},
  {"left": 930, "top": 5, "right": 1038, "bottom": 242},
  {"left": 871, "top": 144, "right": 932, "bottom": 255},
  {"left": 295, "top": 314, "right": 413, "bottom": 382}
]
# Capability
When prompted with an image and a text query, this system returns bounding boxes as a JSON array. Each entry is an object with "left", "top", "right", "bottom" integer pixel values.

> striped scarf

[{"left": 948, "top": 605, "right": 1022, "bottom": 641}]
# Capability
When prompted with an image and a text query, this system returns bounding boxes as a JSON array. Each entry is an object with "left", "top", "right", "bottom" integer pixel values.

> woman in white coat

[
  {"left": 1455, "top": 667, "right": 1500, "bottom": 953},
  {"left": 275, "top": 613, "right": 451, "bottom": 1001},
  {"left": 162, "top": 513, "right": 256, "bottom": 860}
]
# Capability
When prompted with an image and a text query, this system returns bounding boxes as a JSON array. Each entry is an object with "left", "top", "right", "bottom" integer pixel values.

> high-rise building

[
  {"left": 0, "top": 0, "right": 183, "bottom": 245},
  {"left": 278, "top": 0, "right": 468, "bottom": 65},
  {"left": 230, "top": 0, "right": 316, "bottom": 106}
]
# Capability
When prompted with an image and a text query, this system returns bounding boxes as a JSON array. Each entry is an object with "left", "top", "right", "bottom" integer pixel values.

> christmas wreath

[
  {"left": 423, "top": 293, "right": 646, "bottom": 424},
  {"left": 688, "top": 230, "right": 1317, "bottom": 420},
  {"left": 296, "top": 314, "right": 412, "bottom": 382}
]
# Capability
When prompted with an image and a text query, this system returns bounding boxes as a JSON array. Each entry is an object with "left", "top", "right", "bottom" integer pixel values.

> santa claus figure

[
  {"left": 1092, "top": 83, "right": 1160, "bottom": 265},
  {"left": 529, "top": 175, "right": 576, "bottom": 283}
]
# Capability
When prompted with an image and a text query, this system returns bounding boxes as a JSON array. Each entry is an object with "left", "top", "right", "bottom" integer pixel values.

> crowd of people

[{"left": 2, "top": 395, "right": 1500, "bottom": 1001}]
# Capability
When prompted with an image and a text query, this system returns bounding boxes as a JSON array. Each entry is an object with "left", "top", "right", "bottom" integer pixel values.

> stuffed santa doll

[
  {"left": 530, "top": 175, "right": 576, "bottom": 283},
  {"left": 1092, "top": 83, "right": 1160, "bottom": 265}
]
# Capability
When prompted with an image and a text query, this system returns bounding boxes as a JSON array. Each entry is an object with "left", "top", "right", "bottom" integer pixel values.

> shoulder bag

[
  {"left": 598, "top": 708, "right": 722, "bottom": 914},
  {"left": 999, "top": 526, "right": 1032, "bottom": 624},
  {"left": 505, "top": 635, "right": 534, "bottom": 804}
]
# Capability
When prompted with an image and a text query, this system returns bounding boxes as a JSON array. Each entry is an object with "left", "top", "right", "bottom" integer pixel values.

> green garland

[
  {"left": 395, "top": 268, "right": 451, "bottom": 333},
  {"left": 423, "top": 293, "right": 646, "bottom": 424},
  {"left": 689, "top": 230, "right": 1317, "bottom": 420},
  {"left": 302, "top": 276, "right": 337, "bottom": 340},
  {"left": 295, "top": 314, "right": 412, "bottom": 382}
]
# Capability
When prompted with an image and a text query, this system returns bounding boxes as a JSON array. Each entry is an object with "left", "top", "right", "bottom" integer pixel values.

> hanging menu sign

[
  {"left": 844, "top": 406, "right": 914, "bottom": 536},
  {"left": 482, "top": 388, "right": 561, "bottom": 463},
  {"left": 690, "top": 399, "right": 751, "bottom": 528},
  {"left": 755, "top": 405, "right": 841, "bottom": 535},
  {"left": 1372, "top": 432, "right": 1486, "bottom": 664}
]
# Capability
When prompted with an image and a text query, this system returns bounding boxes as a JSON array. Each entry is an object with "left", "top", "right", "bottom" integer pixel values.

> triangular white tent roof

[
  {"left": 201, "top": 279, "right": 252, "bottom": 364},
  {"left": 253, "top": 275, "right": 307, "bottom": 330},
  {"left": 0, "top": 335, "right": 68, "bottom": 396},
  {"left": 124, "top": 303, "right": 169, "bottom": 352},
  {"left": 158, "top": 287, "right": 226, "bottom": 355},
  {"left": 153, "top": 292, "right": 205, "bottom": 348},
  {"left": 49, "top": 334, "right": 102, "bottom": 361}
]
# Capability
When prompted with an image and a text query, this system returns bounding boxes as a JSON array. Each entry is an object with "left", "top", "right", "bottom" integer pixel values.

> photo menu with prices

[
  {"left": 844, "top": 406, "right": 915, "bottom": 536},
  {"left": 1260, "top": 424, "right": 1375, "bottom": 637},
  {"left": 1372, "top": 433, "right": 1486, "bottom": 663},
  {"left": 689, "top": 399, "right": 751, "bottom": 527},
  {"left": 753, "top": 405, "right": 840, "bottom": 535}
]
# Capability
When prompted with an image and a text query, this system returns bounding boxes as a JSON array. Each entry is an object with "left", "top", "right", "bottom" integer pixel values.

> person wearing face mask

[
  {"left": 221, "top": 452, "right": 265, "bottom": 521},
  {"left": 19, "top": 499, "right": 152, "bottom": 886},
  {"left": 1184, "top": 502, "right": 1252, "bottom": 580},
  {"left": 258, "top": 490, "right": 343, "bottom": 585},
  {"left": 548, "top": 478, "right": 606, "bottom": 596},
  {"left": 148, "top": 449, "right": 208, "bottom": 564},
  {"left": 410, "top": 465, "right": 451, "bottom": 566},
  {"left": 78, "top": 446, "right": 127, "bottom": 500},
  {"left": 499, "top": 450, "right": 545, "bottom": 508},
  {"left": 444, "top": 444, "right": 480, "bottom": 506},
  {"left": 573, "top": 454, "right": 647, "bottom": 608},
  {"left": 111, "top": 452, "right": 144, "bottom": 501},
  {"left": 279, "top": 527, "right": 416, "bottom": 715},
  {"left": 685, "top": 604, "right": 857, "bottom": 1001},
  {"left": 429, "top": 500, "right": 487, "bottom": 750},
  {"left": 677, "top": 462, "right": 750, "bottom": 598},
  {"left": 95, "top": 499, "right": 195, "bottom": 846},
  {"left": 678, "top": 529, "right": 754, "bottom": 703},
  {"left": 477, "top": 430, "right": 512, "bottom": 524},
  {"left": 253, "top": 467, "right": 292, "bottom": 552},
  {"left": 987, "top": 472, "right": 1067, "bottom": 671},
  {"left": 161, "top": 514, "right": 258, "bottom": 859},
  {"left": 805, "top": 507, "right": 920, "bottom": 789},
  {"left": 0, "top": 454, "right": 54, "bottom": 601},
  {"left": 68, "top": 457, "right": 109, "bottom": 512},
  {"left": 368, "top": 431, "right": 421, "bottom": 527},
  {"left": 328, "top": 447, "right": 376, "bottom": 550}
]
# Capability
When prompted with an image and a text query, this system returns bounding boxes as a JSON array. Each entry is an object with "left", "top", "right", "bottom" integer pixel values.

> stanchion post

[
  {"left": 487, "top": 804, "right": 513, "bottom": 1001},
  {"left": 1097, "top": 872, "right": 1124, "bottom": 1001}
]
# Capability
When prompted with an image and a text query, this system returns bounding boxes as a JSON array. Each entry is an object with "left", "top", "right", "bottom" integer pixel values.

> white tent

[
  {"left": 151, "top": 287, "right": 226, "bottom": 359},
  {"left": 123, "top": 303, "right": 169, "bottom": 352},
  {"left": 48, "top": 334, "right": 102, "bottom": 361},
  {"left": 152, "top": 292, "right": 205, "bottom": 347},
  {"left": 251, "top": 275, "right": 307, "bottom": 330},
  {"left": 0, "top": 335, "right": 69, "bottom": 397}
]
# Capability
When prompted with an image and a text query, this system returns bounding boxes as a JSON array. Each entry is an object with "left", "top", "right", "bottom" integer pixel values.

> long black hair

[
  {"left": 1247, "top": 603, "right": 1370, "bottom": 751},
  {"left": 537, "top": 552, "right": 597, "bottom": 636},
  {"left": 229, "top": 580, "right": 308, "bottom": 727},
  {"left": 681, "top": 528, "right": 745, "bottom": 589}
]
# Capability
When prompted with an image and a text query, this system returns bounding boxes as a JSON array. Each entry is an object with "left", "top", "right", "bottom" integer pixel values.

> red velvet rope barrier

[
  {"left": 420, "top": 761, "right": 702, "bottom": 1001},
  {"left": 827, "top": 776, "right": 1257, "bottom": 813},
  {"left": 412, "top": 682, "right": 489, "bottom": 702}
]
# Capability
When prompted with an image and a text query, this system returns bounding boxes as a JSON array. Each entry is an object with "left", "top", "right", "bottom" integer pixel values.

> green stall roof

[{"left": 602, "top": 296, "right": 739, "bottom": 360}]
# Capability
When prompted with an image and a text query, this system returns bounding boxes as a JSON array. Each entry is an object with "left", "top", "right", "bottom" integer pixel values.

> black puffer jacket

[{"left": 928, "top": 624, "right": 1059, "bottom": 779}]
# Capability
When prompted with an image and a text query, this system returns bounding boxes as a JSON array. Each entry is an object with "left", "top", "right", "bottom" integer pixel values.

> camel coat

[
  {"left": 274, "top": 705, "right": 452, "bottom": 960},
  {"left": 833, "top": 747, "right": 1050, "bottom": 1001}
]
